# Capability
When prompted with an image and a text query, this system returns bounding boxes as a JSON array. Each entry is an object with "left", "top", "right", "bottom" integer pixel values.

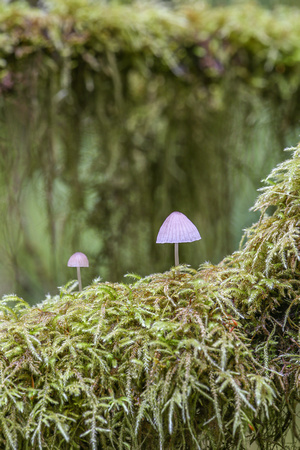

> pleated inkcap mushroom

[
  {"left": 67, "top": 252, "right": 89, "bottom": 291},
  {"left": 156, "top": 211, "right": 201, "bottom": 266}
]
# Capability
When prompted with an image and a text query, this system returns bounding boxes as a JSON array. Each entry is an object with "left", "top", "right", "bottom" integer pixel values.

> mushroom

[
  {"left": 67, "top": 252, "right": 89, "bottom": 291},
  {"left": 156, "top": 211, "right": 201, "bottom": 266}
]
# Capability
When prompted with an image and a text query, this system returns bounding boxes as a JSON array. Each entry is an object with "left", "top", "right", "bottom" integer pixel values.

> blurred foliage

[
  {"left": 0, "top": 146, "right": 300, "bottom": 448},
  {"left": 0, "top": 0, "right": 299, "bottom": 301}
]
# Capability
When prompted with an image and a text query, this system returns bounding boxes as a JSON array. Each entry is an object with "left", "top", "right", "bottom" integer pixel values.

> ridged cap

[
  {"left": 156, "top": 211, "right": 201, "bottom": 244},
  {"left": 67, "top": 252, "right": 89, "bottom": 267}
]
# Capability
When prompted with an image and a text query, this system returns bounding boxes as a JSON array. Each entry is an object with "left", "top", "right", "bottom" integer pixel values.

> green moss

[
  {"left": 0, "top": 271, "right": 265, "bottom": 449},
  {"left": 0, "top": 3, "right": 299, "bottom": 446}
]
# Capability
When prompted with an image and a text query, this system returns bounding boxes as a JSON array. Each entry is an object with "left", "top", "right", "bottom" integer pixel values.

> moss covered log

[
  {"left": 0, "top": 144, "right": 299, "bottom": 448},
  {"left": 0, "top": 1, "right": 300, "bottom": 94}
]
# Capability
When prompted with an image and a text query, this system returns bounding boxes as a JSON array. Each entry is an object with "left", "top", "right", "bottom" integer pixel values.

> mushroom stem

[
  {"left": 174, "top": 243, "right": 179, "bottom": 266},
  {"left": 77, "top": 267, "right": 82, "bottom": 291}
]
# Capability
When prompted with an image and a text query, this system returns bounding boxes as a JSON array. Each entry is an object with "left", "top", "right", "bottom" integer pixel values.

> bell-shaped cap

[
  {"left": 156, "top": 211, "right": 201, "bottom": 244},
  {"left": 67, "top": 252, "right": 89, "bottom": 267}
]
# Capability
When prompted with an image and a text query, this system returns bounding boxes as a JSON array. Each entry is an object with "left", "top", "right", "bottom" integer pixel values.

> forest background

[{"left": 0, "top": 0, "right": 300, "bottom": 304}]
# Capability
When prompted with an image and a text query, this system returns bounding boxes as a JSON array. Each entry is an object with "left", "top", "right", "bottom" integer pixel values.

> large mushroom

[
  {"left": 156, "top": 211, "right": 201, "bottom": 266},
  {"left": 67, "top": 252, "right": 89, "bottom": 291}
]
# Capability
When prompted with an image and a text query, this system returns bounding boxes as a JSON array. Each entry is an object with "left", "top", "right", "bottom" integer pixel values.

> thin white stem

[
  {"left": 174, "top": 243, "right": 179, "bottom": 266},
  {"left": 77, "top": 266, "right": 82, "bottom": 291}
]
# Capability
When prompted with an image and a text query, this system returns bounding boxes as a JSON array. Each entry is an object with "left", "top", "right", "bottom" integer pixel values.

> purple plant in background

[{"left": 156, "top": 211, "right": 201, "bottom": 266}]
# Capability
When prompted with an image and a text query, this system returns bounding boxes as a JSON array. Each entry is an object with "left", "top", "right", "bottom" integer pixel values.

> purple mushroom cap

[
  {"left": 156, "top": 211, "right": 201, "bottom": 244},
  {"left": 67, "top": 252, "right": 89, "bottom": 267}
]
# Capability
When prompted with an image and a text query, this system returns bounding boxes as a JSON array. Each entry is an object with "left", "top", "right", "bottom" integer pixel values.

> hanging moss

[{"left": 0, "top": 144, "right": 299, "bottom": 448}]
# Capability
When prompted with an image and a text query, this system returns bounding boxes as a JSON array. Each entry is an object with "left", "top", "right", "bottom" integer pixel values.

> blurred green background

[{"left": 0, "top": 0, "right": 300, "bottom": 304}]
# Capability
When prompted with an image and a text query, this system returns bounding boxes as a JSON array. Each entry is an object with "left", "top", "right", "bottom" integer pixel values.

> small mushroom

[
  {"left": 156, "top": 211, "right": 201, "bottom": 266},
  {"left": 67, "top": 252, "right": 89, "bottom": 291}
]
